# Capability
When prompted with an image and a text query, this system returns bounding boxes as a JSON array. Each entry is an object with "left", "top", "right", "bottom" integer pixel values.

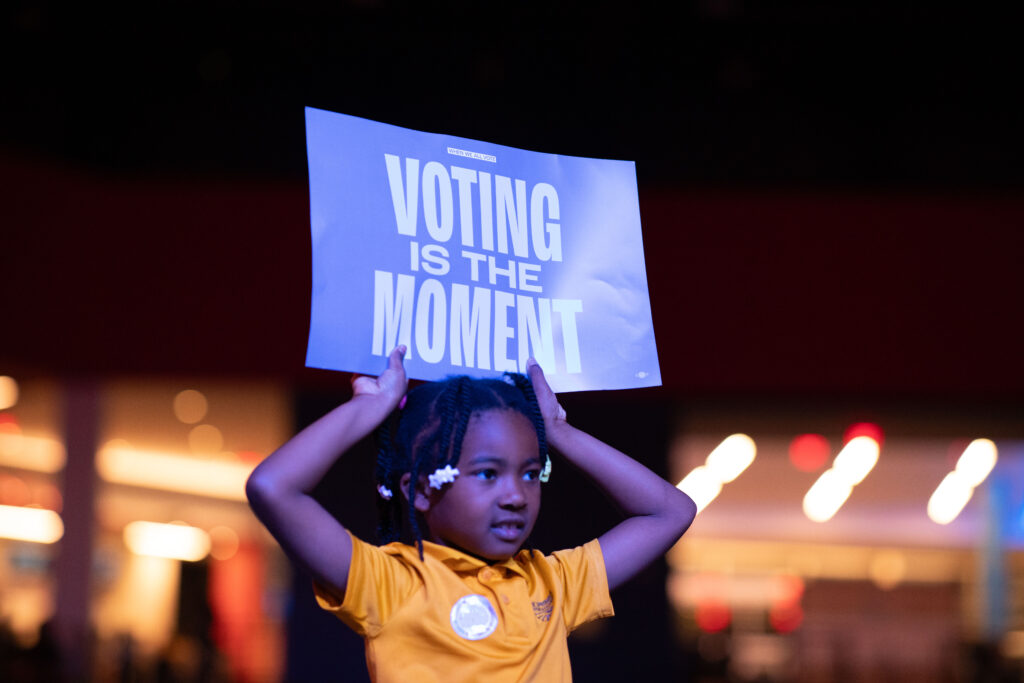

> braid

[
  {"left": 373, "top": 412, "right": 402, "bottom": 543},
  {"left": 506, "top": 372, "right": 548, "bottom": 459}
]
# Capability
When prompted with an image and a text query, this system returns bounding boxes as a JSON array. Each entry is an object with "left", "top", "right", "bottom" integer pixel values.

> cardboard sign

[{"left": 305, "top": 107, "right": 660, "bottom": 392}]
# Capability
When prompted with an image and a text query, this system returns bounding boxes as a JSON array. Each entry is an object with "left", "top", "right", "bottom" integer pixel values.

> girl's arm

[
  {"left": 527, "top": 359, "right": 696, "bottom": 591},
  {"left": 246, "top": 346, "right": 408, "bottom": 599}
]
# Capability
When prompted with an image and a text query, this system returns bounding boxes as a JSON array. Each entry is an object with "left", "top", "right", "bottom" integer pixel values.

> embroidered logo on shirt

[
  {"left": 450, "top": 594, "right": 498, "bottom": 640},
  {"left": 532, "top": 593, "right": 553, "bottom": 622}
]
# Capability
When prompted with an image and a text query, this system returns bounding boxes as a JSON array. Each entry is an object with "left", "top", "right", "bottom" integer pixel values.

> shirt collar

[{"left": 421, "top": 540, "right": 528, "bottom": 579}]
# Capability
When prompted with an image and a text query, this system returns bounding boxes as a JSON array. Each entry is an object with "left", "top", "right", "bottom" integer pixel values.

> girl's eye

[
  {"left": 523, "top": 469, "right": 541, "bottom": 482},
  {"left": 474, "top": 469, "right": 497, "bottom": 480}
]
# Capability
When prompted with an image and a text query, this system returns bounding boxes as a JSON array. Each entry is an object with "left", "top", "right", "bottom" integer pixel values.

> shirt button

[
  {"left": 501, "top": 595, "right": 510, "bottom": 604},
  {"left": 480, "top": 569, "right": 494, "bottom": 580}
]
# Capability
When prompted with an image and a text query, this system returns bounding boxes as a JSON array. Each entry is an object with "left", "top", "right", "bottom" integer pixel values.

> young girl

[{"left": 246, "top": 346, "right": 696, "bottom": 681}]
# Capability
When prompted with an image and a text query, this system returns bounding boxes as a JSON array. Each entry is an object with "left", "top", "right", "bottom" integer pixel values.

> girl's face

[{"left": 420, "top": 409, "right": 542, "bottom": 561}]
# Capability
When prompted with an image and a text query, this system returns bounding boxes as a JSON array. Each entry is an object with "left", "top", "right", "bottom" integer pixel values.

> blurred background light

[
  {"left": 0, "top": 474, "right": 32, "bottom": 506},
  {"left": 677, "top": 434, "right": 756, "bottom": 513},
  {"left": 954, "top": 438, "right": 997, "bottom": 487},
  {"left": 802, "top": 469, "right": 853, "bottom": 523},
  {"left": 831, "top": 436, "right": 880, "bottom": 485},
  {"left": 802, "top": 435, "right": 879, "bottom": 523},
  {"left": 695, "top": 600, "right": 731, "bottom": 633},
  {"left": 123, "top": 521, "right": 211, "bottom": 561},
  {"left": 188, "top": 423, "right": 224, "bottom": 453},
  {"left": 173, "top": 389, "right": 208, "bottom": 424},
  {"left": 0, "top": 375, "right": 19, "bottom": 410},
  {"left": 869, "top": 550, "right": 907, "bottom": 590},
  {"left": 705, "top": 434, "right": 756, "bottom": 483},
  {"left": 208, "top": 525, "right": 240, "bottom": 561},
  {"left": 788, "top": 433, "right": 830, "bottom": 472},
  {"left": 0, "top": 427, "right": 67, "bottom": 473},
  {"left": 927, "top": 439, "right": 998, "bottom": 525},
  {"left": 97, "top": 443, "right": 254, "bottom": 500},
  {"left": 843, "top": 421, "right": 884, "bottom": 447},
  {"left": 678, "top": 465, "right": 724, "bottom": 513},
  {"left": 0, "top": 504, "right": 64, "bottom": 543}
]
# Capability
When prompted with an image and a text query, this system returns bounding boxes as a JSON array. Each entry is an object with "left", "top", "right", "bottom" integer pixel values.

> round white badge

[{"left": 450, "top": 594, "right": 498, "bottom": 640}]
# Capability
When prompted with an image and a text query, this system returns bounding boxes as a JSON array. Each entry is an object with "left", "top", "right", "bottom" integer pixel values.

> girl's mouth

[{"left": 491, "top": 520, "right": 524, "bottom": 541}]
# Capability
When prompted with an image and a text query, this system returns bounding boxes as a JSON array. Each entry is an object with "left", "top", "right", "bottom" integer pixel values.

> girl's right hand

[{"left": 351, "top": 345, "right": 408, "bottom": 409}]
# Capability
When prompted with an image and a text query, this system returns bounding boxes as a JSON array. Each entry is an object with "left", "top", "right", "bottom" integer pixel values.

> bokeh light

[
  {"left": 173, "top": 389, "right": 209, "bottom": 424},
  {"left": 927, "top": 471, "right": 974, "bottom": 525},
  {"left": 954, "top": 438, "right": 997, "bottom": 487},
  {"left": 869, "top": 550, "right": 907, "bottom": 590},
  {"left": 124, "top": 521, "right": 211, "bottom": 561},
  {"left": 0, "top": 504, "right": 64, "bottom": 543},
  {"left": 843, "top": 421, "right": 884, "bottom": 447},
  {"left": 832, "top": 436, "right": 880, "bottom": 485},
  {"left": 705, "top": 434, "right": 756, "bottom": 483},
  {"left": 677, "top": 466, "right": 724, "bottom": 513},
  {"left": 769, "top": 603, "right": 803, "bottom": 633},
  {"left": 788, "top": 433, "right": 830, "bottom": 472},
  {"left": 803, "top": 469, "right": 853, "bottom": 523},
  {"left": 695, "top": 600, "right": 731, "bottom": 633},
  {"left": 209, "top": 525, "right": 240, "bottom": 561},
  {"left": 189, "top": 424, "right": 224, "bottom": 453},
  {"left": 0, "top": 474, "right": 32, "bottom": 507},
  {"left": 0, "top": 376, "right": 19, "bottom": 410}
]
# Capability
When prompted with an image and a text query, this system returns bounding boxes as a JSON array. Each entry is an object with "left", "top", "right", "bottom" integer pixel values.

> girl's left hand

[
  {"left": 351, "top": 345, "right": 408, "bottom": 410},
  {"left": 526, "top": 358, "right": 567, "bottom": 431}
]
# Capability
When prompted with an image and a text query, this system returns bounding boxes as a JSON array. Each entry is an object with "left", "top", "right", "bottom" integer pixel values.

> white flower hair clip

[
  {"left": 377, "top": 484, "right": 393, "bottom": 500},
  {"left": 428, "top": 465, "right": 460, "bottom": 490},
  {"left": 539, "top": 457, "right": 552, "bottom": 483}
]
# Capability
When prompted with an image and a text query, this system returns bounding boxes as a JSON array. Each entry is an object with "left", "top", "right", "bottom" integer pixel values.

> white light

[
  {"left": 831, "top": 436, "right": 879, "bottom": 486},
  {"left": 927, "top": 470, "right": 975, "bottom": 525},
  {"left": 0, "top": 505, "right": 64, "bottom": 543},
  {"left": 0, "top": 433, "right": 67, "bottom": 473},
  {"left": 677, "top": 466, "right": 724, "bottom": 513},
  {"left": 0, "top": 376, "right": 18, "bottom": 410},
  {"left": 705, "top": 434, "right": 757, "bottom": 484},
  {"left": 955, "top": 438, "right": 997, "bottom": 487},
  {"left": 124, "top": 521, "right": 211, "bottom": 561},
  {"left": 803, "top": 469, "right": 854, "bottom": 523},
  {"left": 97, "top": 444, "right": 253, "bottom": 501}
]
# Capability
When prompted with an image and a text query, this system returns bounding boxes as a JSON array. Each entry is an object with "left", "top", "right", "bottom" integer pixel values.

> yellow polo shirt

[{"left": 314, "top": 531, "right": 614, "bottom": 682}]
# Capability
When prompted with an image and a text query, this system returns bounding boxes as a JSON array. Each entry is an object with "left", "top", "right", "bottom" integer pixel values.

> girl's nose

[{"left": 499, "top": 478, "right": 527, "bottom": 508}]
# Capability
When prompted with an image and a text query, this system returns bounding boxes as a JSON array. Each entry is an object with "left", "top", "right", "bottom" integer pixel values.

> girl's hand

[
  {"left": 351, "top": 345, "right": 408, "bottom": 410},
  {"left": 526, "top": 358, "right": 567, "bottom": 432}
]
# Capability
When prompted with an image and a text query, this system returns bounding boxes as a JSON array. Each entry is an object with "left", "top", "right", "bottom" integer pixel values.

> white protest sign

[{"left": 305, "top": 107, "right": 660, "bottom": 392}]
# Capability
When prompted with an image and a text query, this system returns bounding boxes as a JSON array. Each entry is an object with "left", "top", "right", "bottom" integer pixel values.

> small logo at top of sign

[
  {"left": 446, "top": 146, "right": 497, "bottom": 163},
  {"left": 450, "top": 594, "right": 498, "bottom": 640}
]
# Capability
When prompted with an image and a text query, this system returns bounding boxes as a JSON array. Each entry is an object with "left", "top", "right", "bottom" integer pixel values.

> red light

[
  {"left": 843, "top": 422, "right": 883, "bottom": 447},
  {"left": 789, "top": 434, "right": 830, "bottom": 472},
  {"left": 769, "top": 603, "right": 803, "bottom": 633},
  {"left": 237, "top": 450, "right": 263, "bottom": 463},
  {"left": 695, "top": 600, "right": 731, "bottom": 633}
]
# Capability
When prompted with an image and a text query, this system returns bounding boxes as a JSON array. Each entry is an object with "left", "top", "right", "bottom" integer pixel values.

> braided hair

[{"left": 374, "top": 372, "right": 549, "bottom": 557}]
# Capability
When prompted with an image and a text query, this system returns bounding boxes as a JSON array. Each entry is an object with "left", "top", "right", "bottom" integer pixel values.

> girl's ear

[{"left": 400, "top": 473, "right": 433, "bottom": 513}]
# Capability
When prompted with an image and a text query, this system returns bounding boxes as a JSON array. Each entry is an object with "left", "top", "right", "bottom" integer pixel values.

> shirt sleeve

[
  {"left": 546, "top": 538, "right": 615, "bottom": 632},
  {"left": 312, "top": 530, "right": 420, "bottom": 638}
]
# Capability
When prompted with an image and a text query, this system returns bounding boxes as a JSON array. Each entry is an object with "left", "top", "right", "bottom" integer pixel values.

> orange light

[{"left": 97, "top": 442, "right": 253, "bottom": 500}]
